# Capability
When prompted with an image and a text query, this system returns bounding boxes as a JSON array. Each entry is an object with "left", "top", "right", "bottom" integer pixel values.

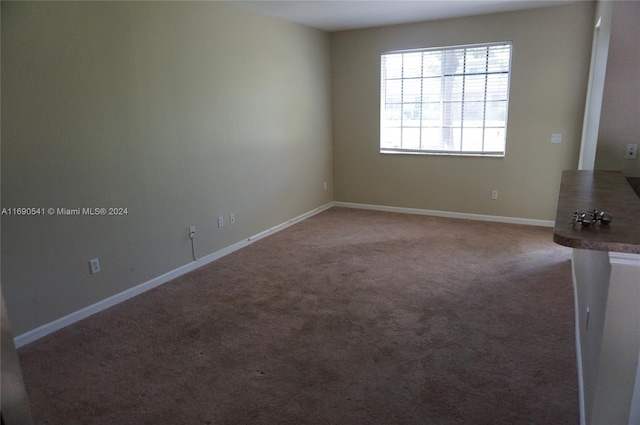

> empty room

[{"left": 2, "top": 1, "right": 639, "bottom": 424}]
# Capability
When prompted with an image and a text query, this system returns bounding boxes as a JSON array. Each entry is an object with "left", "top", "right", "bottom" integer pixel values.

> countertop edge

[
  {"left": 553, "top": 231, "right": 640, "bottom": 254},
  {"left": 553, "top": 170, "right": 640, "bottom": 254}
]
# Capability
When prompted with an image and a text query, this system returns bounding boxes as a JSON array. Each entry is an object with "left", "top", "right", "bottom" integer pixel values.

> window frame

[{"left": 380, "top": 41, "right": 513, "bottom": 157}]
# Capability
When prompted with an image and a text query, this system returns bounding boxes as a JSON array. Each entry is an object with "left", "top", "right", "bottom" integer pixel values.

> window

[{"left": 380, "top": 42, "right": 512, "bottom": 156}]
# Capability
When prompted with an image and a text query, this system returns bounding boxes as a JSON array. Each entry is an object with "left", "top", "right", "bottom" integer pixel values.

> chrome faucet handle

[
  {"left": 571, "top": 209, "right": 612, "bottom": 226},
  {"left": 598, "top": 211, "right": 612, "bottom": 225}
]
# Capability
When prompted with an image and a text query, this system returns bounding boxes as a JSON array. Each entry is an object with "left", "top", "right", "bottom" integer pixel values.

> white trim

[
  {"left": 608, "top": 252, "right": 640, "bottom": 267},
  {"left": 607, "top": 252, "right": 640, "bottom": 425},
  {"left": 246, "top": 203, "right": 335, "bottom": 242},
  {"left": 578, "top": 2, "right": 613, "bottom": 170},
  {"left": 14, "top": 262, "right": 204, "bottom": 348},
  {"left": 14, "top": 202, "right": 334, "bottom": 348},
  {"left": 333, "top": 202, "right": 554, "bottom": 228},
  {"left": 571, "top": 251, "right": 587, "bottom": 425},
  {"left": 630, "top": 348, "right": 640, "bottom": 425}
]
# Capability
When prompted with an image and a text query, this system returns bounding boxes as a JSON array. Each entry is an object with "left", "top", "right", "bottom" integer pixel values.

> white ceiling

[{"left": 227, "top": 0, "right": 584, "bottom": 32}]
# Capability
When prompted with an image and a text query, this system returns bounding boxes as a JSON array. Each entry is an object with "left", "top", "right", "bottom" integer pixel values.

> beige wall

[
  {"left": 331, "top": 3, "right": 595, "bottom": 221},
  {"left": 595, "top": 0, "right": 640, "bottom": 177},
  {"left": 1, "top": 1, "right": 333, "bottom": 334}
]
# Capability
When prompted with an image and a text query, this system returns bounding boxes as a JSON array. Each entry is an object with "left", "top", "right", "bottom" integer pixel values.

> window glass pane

[
  {"left": 462, "top": 128, "right": 483, "bottom": 151},
  {"left": 421, "top": 103, "right": 441, "bottom": 124},
  {"left": 486, "top": 74, "right": 508, "bottom": 100},
  {"left": 443, "top": 101, "right": 462, "bottom": 124},
  {"left": 403, "top": 103, "right": 421, "bottom": 122},
  {"left": 485, "top": 101, "right": 506, "bottom": 123},
  {"left": 442, "top": 49, "right": 462, "bottom": 76},
  {"left": 463, "top": 101, "right": 484, "bottom": 125},
  {"left": 422, "top": 51, "right": 441, "bottom": 77},
  {"left": 383, "top": 103, "right": 402, "bottom": 123},
  {"left": 384, "top": 54, "right": 403, "bottom": 79},
  {"left": 385, "top": 80, "right": 402, "bottom": 103},
  {"left": 381, "top": 128, "right": 401, "bottom": 149},
  {"left": 402, "top": 128, "right": 421, "bottom": 150},
  {"left": 403, "top": 79, "right": 421, "bottom": 100},
  {"left": 422, "top": 77, "right": 441, "bottom": 102},
  {"left": 443, "top": 76, "right": 462, "bottom": 101},
  {"left": 421, "top": 127, "right": 440, "bottom": 149},
  {"left": 484, "top": 128, "right": 506, "bottom": 152},
  {"left": 464, "top": 74, "right": 486, "bottom": 98},
  {"left": 402, "top": 52, "right": 422, "bottom": 78},
  {"left": 487, "top": 46, "right": 510, "bottom": 73},
  {"left": 438, "top": 126, "right": 459, "bottom": 150},
  {"left": 450, "top": 127, "right": 463, "bottom": 151},
  {"left": 464, "top": 47, "right": 487, "bottom": 74}
]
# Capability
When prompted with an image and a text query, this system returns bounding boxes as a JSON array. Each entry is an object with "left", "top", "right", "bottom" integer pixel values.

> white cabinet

[{"left": 572, "top": 250, "right": 640, "bottom": 425}]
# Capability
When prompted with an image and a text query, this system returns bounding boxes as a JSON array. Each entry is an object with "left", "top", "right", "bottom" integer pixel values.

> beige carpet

[{"left": 19, "top": 207, "right": 578, "bottom": 424}]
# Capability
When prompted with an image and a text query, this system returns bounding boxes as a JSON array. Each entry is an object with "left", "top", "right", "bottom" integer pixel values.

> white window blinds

[{"left": 380, "top": 42, "right": 512, "bottom": 156}]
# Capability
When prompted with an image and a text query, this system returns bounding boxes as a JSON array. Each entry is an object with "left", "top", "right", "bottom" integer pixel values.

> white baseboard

[
  {"left": 334, "top": 201, "right": 555, "bottom": 228},
  {"left": 15, "top": 200, "right": 550, "bottom": 347},
  {"left": 14, "top": 202, "right": 334, "bottom": 348}
]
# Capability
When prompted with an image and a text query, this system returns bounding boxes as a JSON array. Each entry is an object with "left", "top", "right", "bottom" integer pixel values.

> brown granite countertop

[{"left": 553, "top": 170, "right": 640, "bottom": 254}]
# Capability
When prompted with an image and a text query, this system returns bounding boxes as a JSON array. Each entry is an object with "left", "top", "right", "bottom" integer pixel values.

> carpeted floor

[{"left": 18, "top": 207, "right": 579, "bottom": 424}]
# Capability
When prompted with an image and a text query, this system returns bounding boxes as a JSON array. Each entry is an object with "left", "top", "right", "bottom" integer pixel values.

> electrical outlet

[
  {"left": 624, "top": 143, "right": 638, "bottom": 159},
  {"left": 323, "top": 181, "right": 328, "bottom": 191},
  {"left": 89, "top": 258, "right": 100, "bottom": 274},
  {"left": 218, "top": 216, "right": 224, "bottom": 228},
  {"left": 550, "top": 133, "right": 562, "bottom": 144},
  {"left": 491, "top": 190, "right": 498, "bottom": 200},
  {"left": 229, "top": 213, "right": 235, "bottom": 224},
  {"left": 189, "top": 226, "right": 196, "bottom": 239}
]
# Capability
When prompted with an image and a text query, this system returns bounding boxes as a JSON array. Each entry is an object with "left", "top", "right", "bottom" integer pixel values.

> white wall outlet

[
  {"left": 218, "top": 216, "right": 224, "bottom": 228},
  {"left": 323, "top": 181, "right": 328, "bottom": 191},
  {"left": 89, "top": 258, "right": 100, "bottom": 274},
  {"left": 229, "top": 213, "right": 235, "bottom": 224},
  {"left": 189, "top": 226, "right": 196, "bottom": 239},
  {"left": 491, "top": 190, "right": 498, "bottom": 200},
  {"left": 550, "top": 134, "right": 562, "bottom": 144},
  {"left": 624, "top": 143, "right": 638, "bottom": 159}
]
